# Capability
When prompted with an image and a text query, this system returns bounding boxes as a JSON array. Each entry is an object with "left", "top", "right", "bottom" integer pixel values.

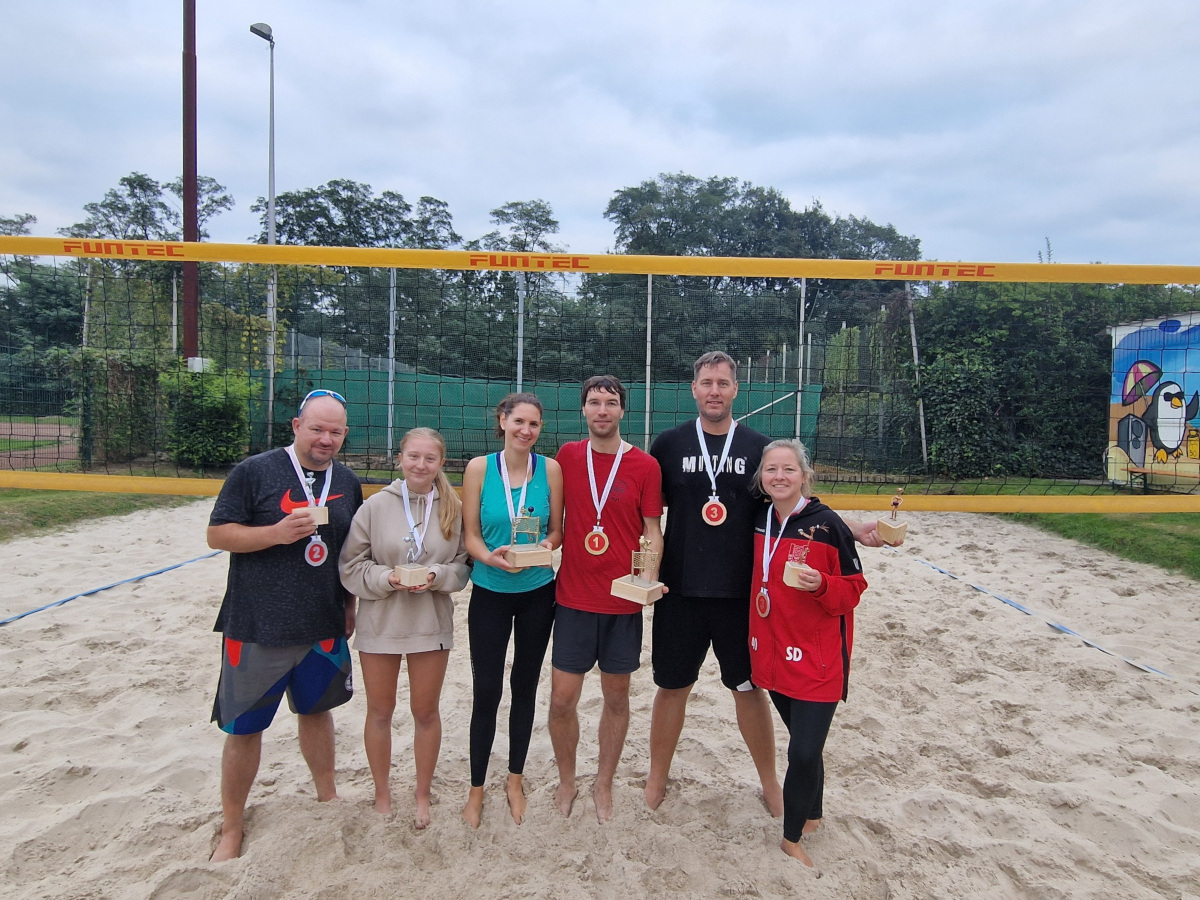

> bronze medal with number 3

[
  {"left": 702, "top": 499, "right": 727, "bottom": 526},
  {"left": 755, "top": 588, "right": 770, "bottom": 618}
]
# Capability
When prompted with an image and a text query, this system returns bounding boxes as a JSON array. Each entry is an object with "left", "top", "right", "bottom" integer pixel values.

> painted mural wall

[{"left": 1106, "top": 311, "right": 1200, "bottom": 490}]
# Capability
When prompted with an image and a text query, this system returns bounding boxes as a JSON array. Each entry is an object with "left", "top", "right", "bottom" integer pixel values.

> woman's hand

[
  {"left": 484, "top": 545, "right": 520, "bottom": 572},
  {"left": 790, "top": 564, "right": 824, "bottom": 593}
]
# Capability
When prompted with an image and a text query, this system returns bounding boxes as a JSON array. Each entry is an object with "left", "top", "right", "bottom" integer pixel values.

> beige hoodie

[{"left": 338, "top": 480, "right": 471, "bottom": 655}]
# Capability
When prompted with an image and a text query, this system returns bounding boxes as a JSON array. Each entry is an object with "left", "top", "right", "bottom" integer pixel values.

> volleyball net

[{"left": 3, "top": 234, "right": 1200, "bottom": 513}]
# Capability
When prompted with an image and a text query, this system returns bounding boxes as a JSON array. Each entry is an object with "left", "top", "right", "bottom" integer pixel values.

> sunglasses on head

[{"left": 298, "top": 389, "right": 347, "bottom": 415}]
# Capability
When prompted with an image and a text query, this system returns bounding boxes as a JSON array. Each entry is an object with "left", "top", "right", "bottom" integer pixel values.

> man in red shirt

[{"left": 549, "top": 375, "right": 664, "bottom": 822}]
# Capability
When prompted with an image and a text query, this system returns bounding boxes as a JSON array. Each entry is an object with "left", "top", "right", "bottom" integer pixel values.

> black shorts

[
  {"left": 651, "top": 594, "right": 754, "bottom": 691},
  {"left": 551, "top": 605, "right": 642, "bottom": 675}
]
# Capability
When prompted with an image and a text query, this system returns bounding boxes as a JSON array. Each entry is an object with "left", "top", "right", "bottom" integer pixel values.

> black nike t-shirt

[
  {"left": 210, "top": 448, "right": 363, "bottom": 646},
  {"left": 650, "top": 420, "right": 770, "bottom": 599}
]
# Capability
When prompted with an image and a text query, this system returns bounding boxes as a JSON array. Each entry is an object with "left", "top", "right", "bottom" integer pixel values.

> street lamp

[{"left": 251, "top": 22, "right": 278, "bottom": 446}]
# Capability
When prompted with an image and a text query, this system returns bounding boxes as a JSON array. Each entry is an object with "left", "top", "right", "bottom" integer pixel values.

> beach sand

[{"left": 1, "top": 503, "right": 1197, "bottom": 899}]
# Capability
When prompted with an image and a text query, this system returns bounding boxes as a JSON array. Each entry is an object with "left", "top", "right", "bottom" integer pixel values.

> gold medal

[
  {"left": 703, "top": 498, "right": 727, "bottom": 526},
  {"left": 585, "top": 528, "right": 609, "bottom": 555},
  {"left": 755, "top": 587, "right": 770, "bottom": 618}
]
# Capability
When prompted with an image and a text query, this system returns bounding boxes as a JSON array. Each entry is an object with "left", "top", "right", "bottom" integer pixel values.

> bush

[
  {"left": 77, "top": 350, "right": 164, "bottom": 465},
  {"left": 160, "top": 365, "right": 250, "bottom": 468}
]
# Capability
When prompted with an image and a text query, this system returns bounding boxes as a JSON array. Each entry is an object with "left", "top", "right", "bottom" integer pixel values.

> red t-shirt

[{"left": 555, "top": 439, "right": 664, "bottom": 614}]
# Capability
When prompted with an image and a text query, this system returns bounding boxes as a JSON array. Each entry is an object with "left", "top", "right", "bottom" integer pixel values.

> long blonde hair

[{"left": 399, "top": 427, "right": 462, "bottom": 539}]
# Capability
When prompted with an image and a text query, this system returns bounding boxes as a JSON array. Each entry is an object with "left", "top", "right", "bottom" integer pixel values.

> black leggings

[
  {"left": 770, "top": 692, "right": 839, "bottom": 842},
  {"left": 467, "top": 580, "right": 556, "bottom": 787}
]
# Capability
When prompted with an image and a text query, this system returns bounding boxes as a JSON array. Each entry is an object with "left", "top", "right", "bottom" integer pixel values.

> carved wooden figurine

[{"left": 876, "top": 487, "right": 908, "bottom": 546}]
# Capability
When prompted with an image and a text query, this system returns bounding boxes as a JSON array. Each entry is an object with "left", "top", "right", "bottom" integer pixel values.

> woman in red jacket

[{"left": 748, "top": 439, "right": 868, "bottom": 867}]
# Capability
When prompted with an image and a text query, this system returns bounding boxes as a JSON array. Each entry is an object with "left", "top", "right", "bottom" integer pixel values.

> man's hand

[
  {"left": 275, "top": 509, "right": 319, "bottom": 545},
  {"left": 344, "top": 598, "right": 357, "bottom": 638}
]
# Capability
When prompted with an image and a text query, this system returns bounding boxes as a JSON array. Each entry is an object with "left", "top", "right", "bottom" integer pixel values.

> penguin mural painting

[
  {"left": 1143, "top": 381, "right": 1200, "bottom": 463},
  {"left": 1106, "top": 314, "right": 1200, "bottom": 490}
]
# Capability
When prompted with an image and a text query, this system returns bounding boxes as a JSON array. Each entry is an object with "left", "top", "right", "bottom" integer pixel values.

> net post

[
  {"left": 387, "top": 267, "right": 397, "bottom": 459},
  {"left": 794, "top": 277, "right": 806, "bottom": 439},
  {"left": 906, "top": 282, "right": 928, "bottom": 468},
  {"left": 644, "top": 273, "right": 653, "bottom": 450}
]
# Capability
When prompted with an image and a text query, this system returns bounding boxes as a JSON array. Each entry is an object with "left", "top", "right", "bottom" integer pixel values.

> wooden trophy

[
  {"left": 394, "top": 536, "right": 432, "bottom": 587},
  {"left": 307, "top": 506, "right": 329, "bottom": 526},
  {"left": 876, "top": 488, "right": 908, "bottom": 546},
  {"left": 782, "top": 543, "right": 812, "bottom": 589},
  {"left": 504, "top": 516, "right": 553, "bottom": 569},
  {"left": 611, "top": 536, "right": 665, "bottom": 606}
]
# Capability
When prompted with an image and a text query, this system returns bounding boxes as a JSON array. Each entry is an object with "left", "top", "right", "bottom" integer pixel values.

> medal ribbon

[
  {"left": 586, "top": 440, "right": 628, "bottom": 529},
  {"left": 761, "top": 497, "right": 809, "bottom": 587},
  {"left": 498, "top": 452, "right": 532, "bottom": 524},
  {"left": 695, "top": 417, "right": 737, "bottom": 499},
  {"left": 401, "top": 481, "right": 434, "bottom": 560},
  {"left": 285, "top": 444, "right": 332, "bottom": 509}
]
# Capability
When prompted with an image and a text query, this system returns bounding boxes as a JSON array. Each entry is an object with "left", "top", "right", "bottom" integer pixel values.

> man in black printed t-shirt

[
  {"left": 206, "top": 390, "right": 363, "bottom": 862},
  {"left": 645, "top": 351, "right": 890, "bottom": 814}
]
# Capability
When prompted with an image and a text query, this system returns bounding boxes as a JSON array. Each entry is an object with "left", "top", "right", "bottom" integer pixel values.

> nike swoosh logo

[{"left": 281, "top": 491, "right": 345, "bottom": 515}]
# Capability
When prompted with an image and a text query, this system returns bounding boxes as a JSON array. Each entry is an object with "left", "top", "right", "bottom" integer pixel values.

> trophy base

[
  {"left": 876, "top": 518, "right": 908, "bottom": 546},
  {"left": 307, "top": 506, "right": 329, "bottom": 526},
  {"left": 504, "top": 545, "right": 553, "bottom": 569},
  {"left": 394, "top": 563, "right": 432, "bottom": 587},
  {"left": 610, "top": 575, "right": 664, "bottom": 606},
  {"left": 782, "top": 561, "right": 810, "bottom": 589}
]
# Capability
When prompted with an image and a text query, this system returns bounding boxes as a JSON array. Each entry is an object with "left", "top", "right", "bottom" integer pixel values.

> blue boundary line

[
  {"left": 0, "top": 551, "right": 224, "bottom": 628},
  {"left": 893, "top": 548, "right": 1180, "bottom": 681}
]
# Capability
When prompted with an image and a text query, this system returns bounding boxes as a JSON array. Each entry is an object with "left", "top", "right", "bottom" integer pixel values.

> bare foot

[
  {"left": 210, "top": 825, "right": 243, "bottom": 863},
  {"left": 462, "top": 786, "right": 484, "bottom": 829},
  {"left": 373, "top": 791, "right": 392, "bottom": 816},
  {"left": 414, "top": 790, "right": 431, "bottom": 830},
  {"left": 781, "top": 837, "right": 816, "bottom": 868},
  {"left": 593, "top": 781, "right": 613, "bottom": 823},
  {"left": 644, "top": 777, "right": 666, "bottom": 811},
  {"left": 554, "top": 780, "right": 578, "bottom": 817},
  {"left": 506, "top": 774, "right": 527, "bottom": 825},
  {"left": 802, "top": 817, "right": 821, "bottom": 836},
  {"left": 762, "top": 779, "right": 784, "bottom": 818}
]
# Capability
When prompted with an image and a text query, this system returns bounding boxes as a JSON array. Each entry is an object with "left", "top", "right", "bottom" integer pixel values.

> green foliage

[
  {"left": 160, "top": 365, "right": 251, "bottom": 468},
  {"left": 77, "top": 350, "right": 164, "bottom": 465},
  {"left": 921, "top": 351, "right": 1009, "bottom": 478},
  {"left": 916, "top": 282, "right": 1190, "bottom": 478}
]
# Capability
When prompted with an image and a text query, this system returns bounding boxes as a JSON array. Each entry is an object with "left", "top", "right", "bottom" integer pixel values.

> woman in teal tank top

[{"left": 461, "top": 392, "right": 563, "bottom": 828}]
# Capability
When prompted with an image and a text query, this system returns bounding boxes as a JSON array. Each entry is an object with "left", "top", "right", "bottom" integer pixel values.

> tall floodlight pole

[{"left": 251, "top": 23, "right": 277, "bottom": 447}]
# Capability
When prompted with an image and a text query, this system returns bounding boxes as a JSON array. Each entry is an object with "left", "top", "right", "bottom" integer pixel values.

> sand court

[{"left": 1, "top": 502, "right": 1197, "bottom": 899}]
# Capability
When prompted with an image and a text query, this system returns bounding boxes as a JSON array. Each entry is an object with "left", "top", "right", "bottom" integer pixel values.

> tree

[
  {"left": 481, "top": 200, "right": 562, "bottom": 253},
  {"left": 0, "top": 213, "right": 36, "bottom": 236},
  {"left": 252, "top": 179, "right": 414, "bottom": 248},
  {"left": 61, "top": 172, "right": 180, "bottom": 240},
  {"left": 165, "top": 175, "right": 236, "bottom": 240}
]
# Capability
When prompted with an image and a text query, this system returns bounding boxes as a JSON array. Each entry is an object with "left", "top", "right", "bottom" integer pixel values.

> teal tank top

[{"left": 472, "top": 452, "right": 555, "bottom": 593}]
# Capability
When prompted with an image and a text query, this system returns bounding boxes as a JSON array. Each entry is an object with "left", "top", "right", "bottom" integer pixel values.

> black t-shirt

[
  {"left": 651, "top": 420, "right": 770, "bottom": 599},
  {"left": 210, "top": 448, "right": 364, "bottom": 646}
]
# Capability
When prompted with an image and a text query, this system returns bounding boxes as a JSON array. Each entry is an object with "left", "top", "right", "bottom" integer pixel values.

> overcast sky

[{"left": 2, "top": 1, "right": 1197, "bottom": 265}]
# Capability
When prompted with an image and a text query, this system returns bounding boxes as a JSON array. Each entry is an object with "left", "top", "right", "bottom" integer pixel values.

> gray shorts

[
  {"left": 551, "top": 604, "right": 642, "bottom": 675},
  {"left": 211, "top": 636, "right": 353, "bottom": 735}
]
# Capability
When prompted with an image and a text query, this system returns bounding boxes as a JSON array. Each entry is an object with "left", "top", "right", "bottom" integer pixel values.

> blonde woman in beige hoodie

[{"left": 339, "top": 428, "right": 471, "bottom": 826}]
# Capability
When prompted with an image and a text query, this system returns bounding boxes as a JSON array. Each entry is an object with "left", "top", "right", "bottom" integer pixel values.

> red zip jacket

[{"left": 748, "top": 497, "right": 867, "bottom": 702}]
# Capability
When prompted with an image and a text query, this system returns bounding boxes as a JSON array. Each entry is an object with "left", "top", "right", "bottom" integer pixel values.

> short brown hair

[
  {"left": 693, "top": 351, "right": 738, "bottom": 381},
  {"left": 581, "top": 375, "right": 626, "bottom": 410},
  {"left": 494, "top": 392, "right": 544, "bottom": 438}
]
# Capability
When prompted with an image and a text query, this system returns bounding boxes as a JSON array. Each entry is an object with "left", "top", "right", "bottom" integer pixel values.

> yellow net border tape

[
  {"left": 3, "top": 236, "right": 1199, "bottom": 285},
  {"left": 3, "top": 472, "right": 1199, "bottom": 512}
]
